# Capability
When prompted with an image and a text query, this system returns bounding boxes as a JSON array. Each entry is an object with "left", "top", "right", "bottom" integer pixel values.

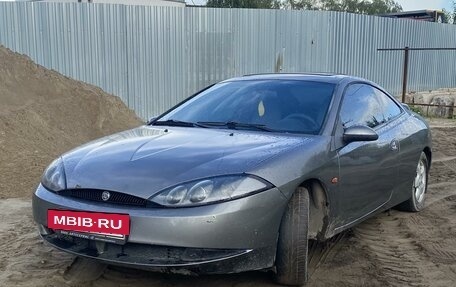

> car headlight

[
  {"left": 41, "top": 157, "right": 67, "bottom": 192},
  {"left": 149, "top": 175, "right": 273, "bottom": 207}
]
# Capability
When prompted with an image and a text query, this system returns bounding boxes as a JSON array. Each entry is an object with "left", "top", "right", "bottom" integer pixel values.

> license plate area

[
  {"left": 48, "top": 210, "right": 130, "bottom": 245},
  {"left": 56, "top": 230, "right": 128, "bottom": 245}
]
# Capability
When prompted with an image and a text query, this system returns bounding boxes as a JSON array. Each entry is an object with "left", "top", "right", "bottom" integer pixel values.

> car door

[{"left": 335, "top": 83, "right": 402, "bottom": 227}]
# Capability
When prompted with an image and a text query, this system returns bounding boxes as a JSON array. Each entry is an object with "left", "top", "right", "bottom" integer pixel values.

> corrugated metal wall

[{"left": 1, "top": 2, "right": 456, "bottom": 119}]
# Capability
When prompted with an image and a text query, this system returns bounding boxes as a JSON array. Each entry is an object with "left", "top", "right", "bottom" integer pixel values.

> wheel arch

[
  {"left": 423, "top": 146, "right": 432, "bottom": 168},
  {"left": 298, "top": 179, "right": 331, "bottom": 240}
]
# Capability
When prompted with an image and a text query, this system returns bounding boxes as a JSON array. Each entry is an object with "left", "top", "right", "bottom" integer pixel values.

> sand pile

[{"left": 0, "top": 46, "right": 141, "bottom": 198}]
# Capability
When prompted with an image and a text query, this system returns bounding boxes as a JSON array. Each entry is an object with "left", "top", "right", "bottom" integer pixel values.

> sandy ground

[{"left": 0, "top": 120, "right": 455, "bottom": 287}]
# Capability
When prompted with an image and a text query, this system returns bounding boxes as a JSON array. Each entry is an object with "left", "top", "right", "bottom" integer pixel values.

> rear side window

[{"left": 373, "top": 87, "right": 402, "bottom": 121}]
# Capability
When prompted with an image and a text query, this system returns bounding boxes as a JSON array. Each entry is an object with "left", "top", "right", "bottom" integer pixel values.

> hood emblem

[{"left": 101, "top": 191, "right": 111, "bottom": 201}]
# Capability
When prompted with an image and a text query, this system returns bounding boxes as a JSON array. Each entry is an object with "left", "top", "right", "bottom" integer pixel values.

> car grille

[{"left": 59, "top": 189, "right": 148, "bottom": 207}]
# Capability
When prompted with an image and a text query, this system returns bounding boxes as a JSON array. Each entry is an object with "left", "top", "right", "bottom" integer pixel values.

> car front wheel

[{"left": 274, "top": 187, "right": 309, "bottom": 286}]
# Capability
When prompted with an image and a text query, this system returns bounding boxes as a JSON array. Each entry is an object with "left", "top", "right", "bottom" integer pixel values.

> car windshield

[{"left": 155, "top": 79, "right": 335, "bottom": 135}]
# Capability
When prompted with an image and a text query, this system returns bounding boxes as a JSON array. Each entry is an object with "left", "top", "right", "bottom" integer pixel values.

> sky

[{"left": 396, "top": 0, "right": 452, "bottom": 11}]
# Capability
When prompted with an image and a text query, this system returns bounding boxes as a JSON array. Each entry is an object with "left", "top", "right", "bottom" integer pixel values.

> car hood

[{"left": 62, "top": 126, "right": 315, "bottom": 199}]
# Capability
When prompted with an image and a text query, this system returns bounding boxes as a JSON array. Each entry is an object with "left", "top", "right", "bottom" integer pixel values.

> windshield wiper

[
  {"left": 197, "top": 121, "right": 275, "bottom": 132},
  {"left": 152, "top": 119, "right": 207, "bottom": 128}
]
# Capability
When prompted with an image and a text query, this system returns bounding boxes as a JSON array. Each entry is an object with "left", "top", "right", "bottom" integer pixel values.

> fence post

[{"left": 401, "top": 46, "right": 410, "bottom": 103}]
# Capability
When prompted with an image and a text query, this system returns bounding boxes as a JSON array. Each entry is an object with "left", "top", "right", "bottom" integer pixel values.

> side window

[
  {"left": 374, "top": 87, "right": 402, "bottom": 122},
  {"left": 340, "top": 84, "right": 384, "bottom": 129}
]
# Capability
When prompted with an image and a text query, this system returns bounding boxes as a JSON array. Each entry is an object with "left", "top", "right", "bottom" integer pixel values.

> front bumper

[{"left": 32, "top": 184, "right": 288, "bottom": 273}]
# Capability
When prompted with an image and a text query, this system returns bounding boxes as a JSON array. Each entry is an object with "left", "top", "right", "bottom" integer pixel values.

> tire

[
  {"left": 397, "top": 152, "right": 429, "bottom": 212},
  {"left": 274, "top": 187, "right": 309, "bottom": 286}
]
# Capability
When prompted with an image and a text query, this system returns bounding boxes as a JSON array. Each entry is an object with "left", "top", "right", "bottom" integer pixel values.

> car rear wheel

[
  {"left": 274, "top": 187, "right": 309, "bottom": 286},
  {"left": 397, "top": 152, "right": 429, "bottom": 212}
]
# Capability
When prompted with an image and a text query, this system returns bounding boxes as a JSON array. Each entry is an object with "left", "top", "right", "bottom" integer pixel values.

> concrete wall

[{"left": 406, "top": 89, "right": 456, "bottom": 118}]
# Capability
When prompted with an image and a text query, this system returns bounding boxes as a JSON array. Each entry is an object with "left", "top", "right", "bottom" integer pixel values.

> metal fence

[{"left": 1, "top": 2, "right": 456, "bottom": 119}]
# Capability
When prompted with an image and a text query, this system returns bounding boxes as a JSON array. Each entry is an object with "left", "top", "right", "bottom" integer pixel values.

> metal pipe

[
  {"left": 402, "top": 47, "right": 410, "bottom": 103},
  {"left": 378, "top": 48, "right": 456, "bottom": 51},
  {"left": 377, "top": 46, "right": 456, "bottom": 103},
  {"left": 406, "top": 102, "right": 455, "bottom": 108}
]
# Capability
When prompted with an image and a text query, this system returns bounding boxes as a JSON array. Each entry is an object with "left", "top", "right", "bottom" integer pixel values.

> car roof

[{"left": 222, "top": 73, "right": 359, "bottom": 84}]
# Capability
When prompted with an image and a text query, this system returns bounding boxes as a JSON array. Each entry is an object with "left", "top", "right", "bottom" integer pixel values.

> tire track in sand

[
  {"left": 354, "top": 214, "right": 452, "bottom": 287},
  {"left": 424, "top": 242, "right": 456, "bottom": 264}
]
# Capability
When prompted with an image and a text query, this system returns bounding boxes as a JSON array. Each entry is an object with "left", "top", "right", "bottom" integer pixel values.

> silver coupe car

[{"left": 33, "top": 74, "right": 431, "bottom": 286}]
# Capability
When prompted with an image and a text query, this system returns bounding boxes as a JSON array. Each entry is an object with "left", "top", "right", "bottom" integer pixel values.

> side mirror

[
  {"left": 343, "top": 125, "right": 378, "bottom": 143},
  {"left": 146, "top": 117, "right": 157, "bottom": 125}
]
